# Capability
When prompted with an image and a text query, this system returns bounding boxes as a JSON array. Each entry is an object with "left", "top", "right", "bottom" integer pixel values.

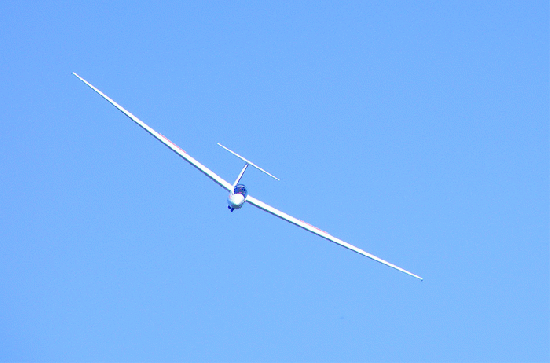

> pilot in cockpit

[{"left": 234, "top": 184, "right": 248, "bottom": 197}]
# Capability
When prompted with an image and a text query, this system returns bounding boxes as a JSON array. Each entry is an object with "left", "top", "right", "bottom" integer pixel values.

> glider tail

[{"left": 218, "top": 143, "right": 279, "bottom": 181}]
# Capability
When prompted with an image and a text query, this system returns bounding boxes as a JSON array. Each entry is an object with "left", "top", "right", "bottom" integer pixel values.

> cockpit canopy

[{"left": 234, "top": 184, "right": 248, "bottom": 197}]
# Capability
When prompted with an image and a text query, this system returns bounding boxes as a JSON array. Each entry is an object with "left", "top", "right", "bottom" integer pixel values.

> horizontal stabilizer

[{"left": 218, "top": 143, "right": 279, "bottom": 181}]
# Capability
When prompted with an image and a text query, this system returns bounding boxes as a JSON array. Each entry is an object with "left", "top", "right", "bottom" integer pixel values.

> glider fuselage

[{"left": 228, "top": 183, "right": 247, "bottom": 211}]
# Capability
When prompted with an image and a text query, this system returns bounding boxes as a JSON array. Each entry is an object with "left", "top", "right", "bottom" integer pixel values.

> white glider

[{"left": 73, "top": 72, "right": 423, "bottom": 280}]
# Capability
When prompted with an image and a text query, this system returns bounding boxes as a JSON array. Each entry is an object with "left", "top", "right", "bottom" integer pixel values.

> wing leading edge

[
  {"left": 73, "top": 73, "right": 232, "bottom": 192},
  {"left": 246, "top": 196, "right": 423, "bottom": 280}
]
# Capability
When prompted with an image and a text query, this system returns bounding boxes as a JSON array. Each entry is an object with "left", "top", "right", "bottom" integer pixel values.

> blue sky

[{"left": 1, "top": 1, "right": 548, "bottom": 361}]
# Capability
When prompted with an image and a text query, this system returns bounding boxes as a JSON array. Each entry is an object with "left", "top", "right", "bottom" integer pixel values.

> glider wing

[
  {"left": 73, "top": 73, "right": 232, "bottom": 192},
  {"left": 246, "top": 195, "right": 423, "bottom": 280}
]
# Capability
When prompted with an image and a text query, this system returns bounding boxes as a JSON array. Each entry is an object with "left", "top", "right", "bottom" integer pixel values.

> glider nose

[{"left": 227, "top": 193, "right": 245, "bottom": 210}]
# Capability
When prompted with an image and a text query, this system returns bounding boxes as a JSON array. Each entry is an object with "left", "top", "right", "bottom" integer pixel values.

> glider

[{"left": 73, "top": 72, "right": 422, "bottom": 280}]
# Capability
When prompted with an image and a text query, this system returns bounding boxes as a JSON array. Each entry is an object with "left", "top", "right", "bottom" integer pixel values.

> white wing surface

[
  {"left": 73, "top": 73, "right": 232, "bottom": 192},
  {"left": 246, "top": 195, "right": 423, "bottom": 280}
]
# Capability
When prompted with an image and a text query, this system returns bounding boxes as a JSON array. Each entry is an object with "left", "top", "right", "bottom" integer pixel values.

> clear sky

[{"left": 1, "top": 1, "right": 548, "bottom": 362}]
